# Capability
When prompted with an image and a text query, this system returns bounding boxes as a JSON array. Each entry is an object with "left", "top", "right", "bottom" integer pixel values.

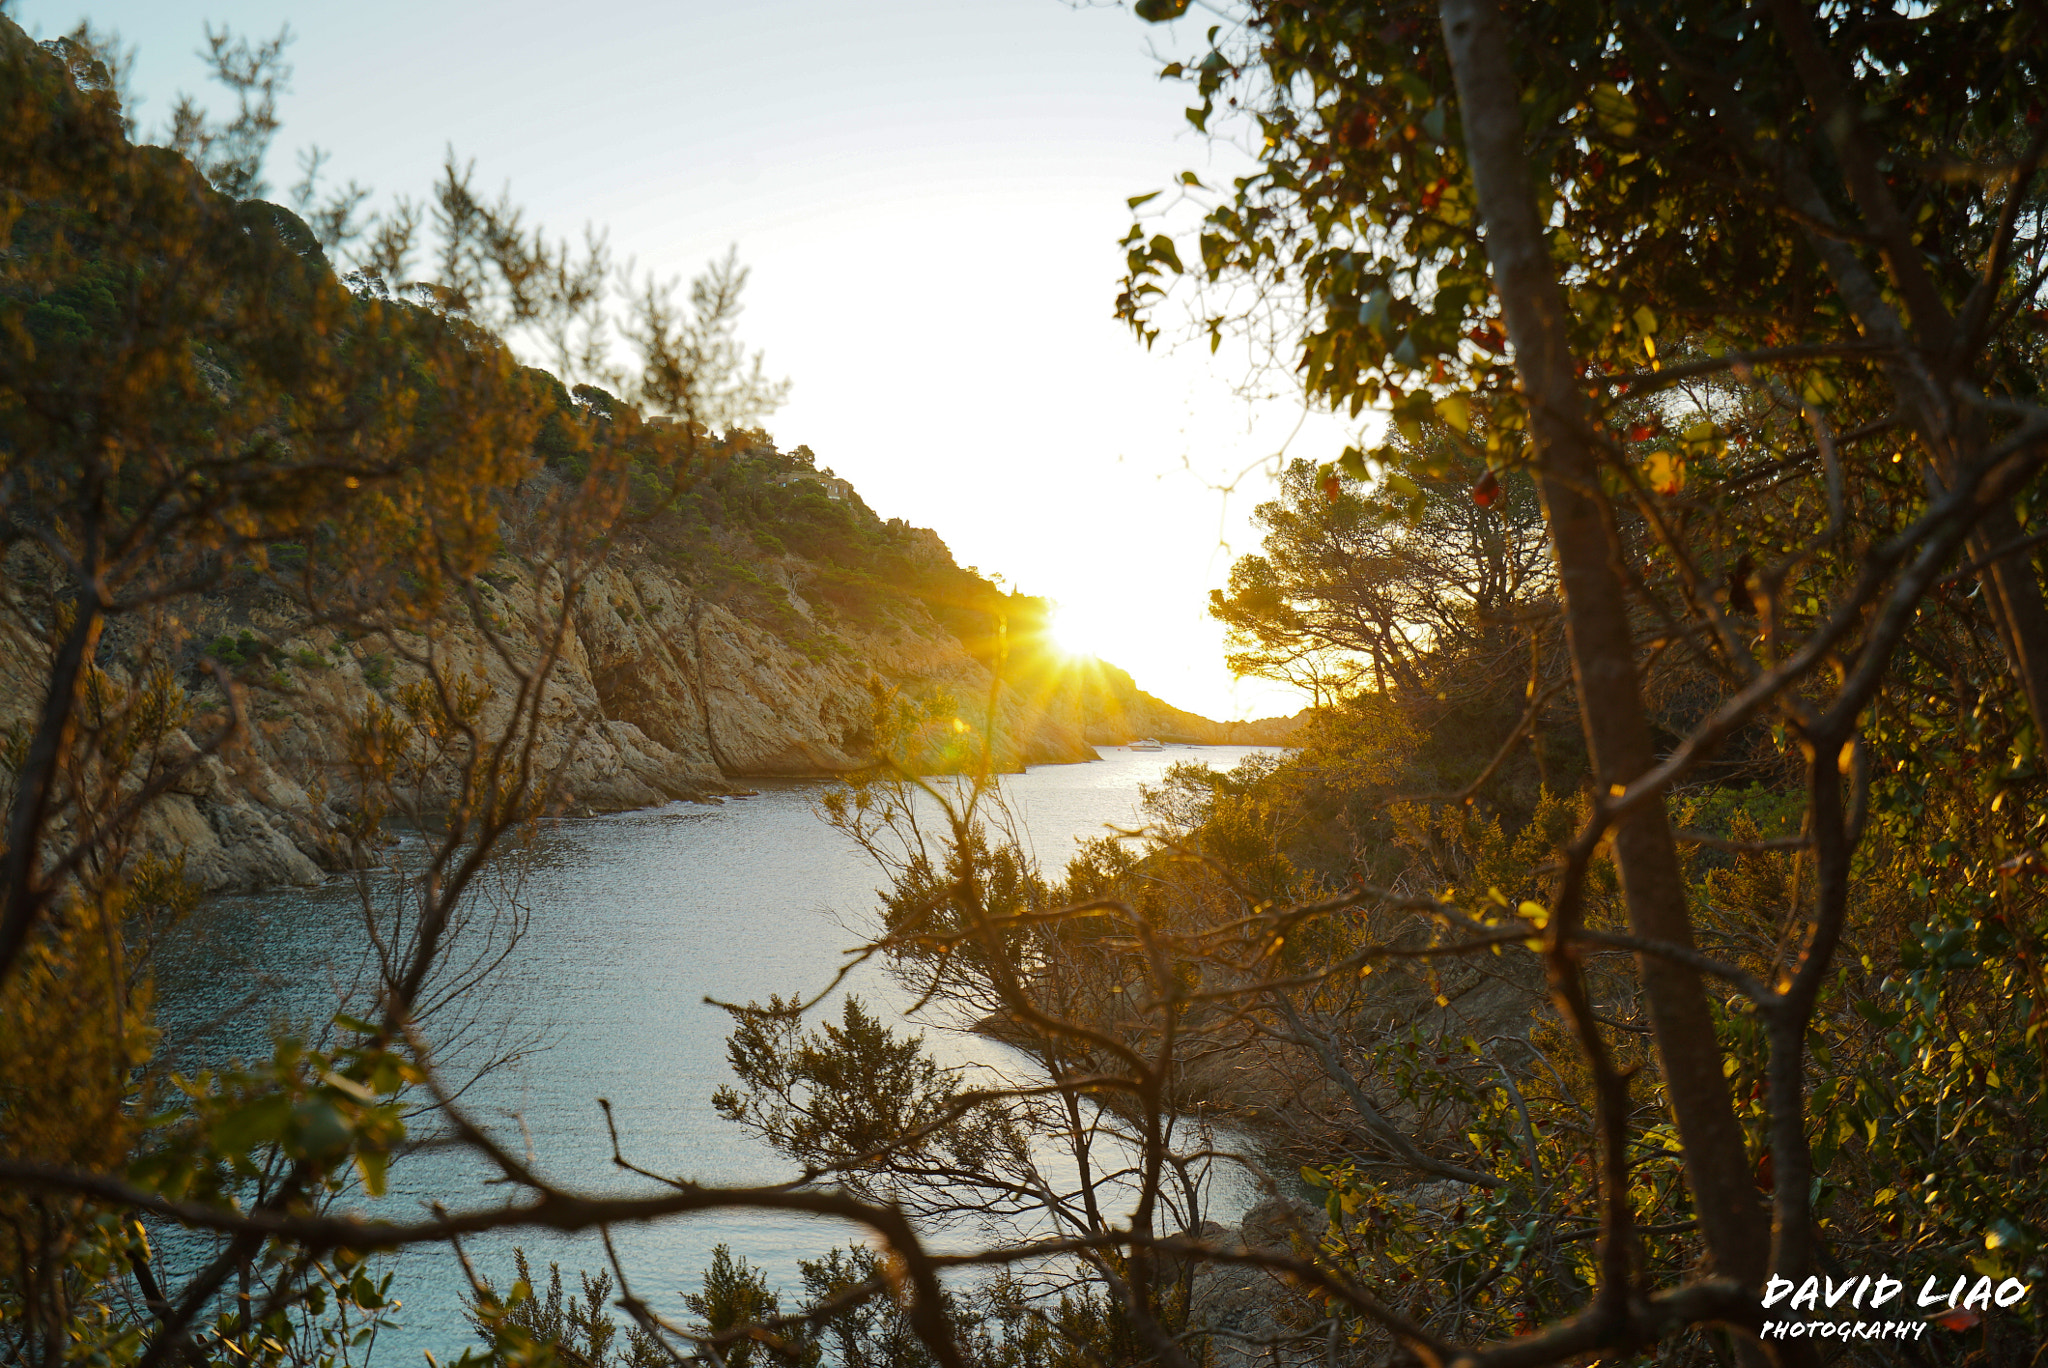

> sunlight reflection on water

[{"left": 156, "top": 745, "right": 1281, "bottom": 1360}]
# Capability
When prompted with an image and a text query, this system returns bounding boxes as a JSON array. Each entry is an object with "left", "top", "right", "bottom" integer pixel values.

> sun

[{"left": 1049, "top": 602, "right": 1117, "bottom": 662}]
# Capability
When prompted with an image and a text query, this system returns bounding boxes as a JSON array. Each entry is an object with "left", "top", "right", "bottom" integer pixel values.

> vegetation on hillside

[{"left": 1108, "top": 0, "right": 2048, "bottom": 1361}]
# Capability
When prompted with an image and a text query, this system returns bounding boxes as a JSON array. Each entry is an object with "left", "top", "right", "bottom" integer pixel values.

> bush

[{"left": 205, "top": 629, "right": 262, "bottom": 668}]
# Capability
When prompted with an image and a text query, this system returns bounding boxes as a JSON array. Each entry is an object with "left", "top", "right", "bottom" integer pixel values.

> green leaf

[
  {"left": 1591, "top": 84, "right": 1637, "bottom": 139},
  {"left": 1126, "top": 191, "right": 1162, "bottom": 211},
  {"left": 1435, "top": 394, "right": 1471, "bottom": 432},
  {"left": 288, "top": 1099, "right": 353, "bottom": 1160},
  {"left": 320, "top": 1070, "right": 376, "bottom": 1104},
  {"left": 212, "top": 1093, "right": 294, "bottom": 1158},
  {"left": 1135, "top": 0, "right": 1191, "bottom": 20},
  {"left": 1149, "top": 235, "right": 1184, "bottom": 275},
  {"left": 1359, "top": 289, "right": 1391, "bottom": 330},
  {"left": 367, "top": 1051, "right": 410, "bottom": 1095},
  {"left": 1799, "top": 371, "right": 1840, "bottom": 406},
  {"left": 350, "top": 1273, "right": 385, "bottom": 1310},
  {"left": 355, "top": 1147, "right": 389, "bottom": 1198}
]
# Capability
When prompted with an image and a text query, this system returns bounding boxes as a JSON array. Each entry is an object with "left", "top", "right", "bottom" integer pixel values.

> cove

[{"left": 154, "top": 745, "right": 1279, "bottom": 1361}]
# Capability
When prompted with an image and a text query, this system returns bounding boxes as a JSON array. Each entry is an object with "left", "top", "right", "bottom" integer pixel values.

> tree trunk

[{"left": 1438, "top": 0, "right": 1770, "bottom": 1287}]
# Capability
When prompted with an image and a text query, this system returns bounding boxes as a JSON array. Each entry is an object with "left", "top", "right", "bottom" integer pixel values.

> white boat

[{"left": 1130, "top": 738, "right": 1163, "bottom": 751}]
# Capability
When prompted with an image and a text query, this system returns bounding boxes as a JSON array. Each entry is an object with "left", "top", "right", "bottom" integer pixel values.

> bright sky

[{"left": 12, "top": 0, "right": 1363, "bottom": 719}]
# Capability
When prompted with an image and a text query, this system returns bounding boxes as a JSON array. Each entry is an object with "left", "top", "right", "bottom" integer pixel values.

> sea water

[{"left": 154, "top": 745, "right": 1280, "bottom": 1361}]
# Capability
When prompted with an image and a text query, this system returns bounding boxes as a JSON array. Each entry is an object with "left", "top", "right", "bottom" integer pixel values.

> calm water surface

[{"left": 159, "top": 745, "right": 1279, "bottom": 1360}]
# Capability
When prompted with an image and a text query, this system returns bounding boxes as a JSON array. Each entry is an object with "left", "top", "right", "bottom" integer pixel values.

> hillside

[
  {"left": 0, "top": 24, "right": 1294, "bottom": 896},
  {"left": 0, "top": 427, "right": 1296, "bottom": 893}
]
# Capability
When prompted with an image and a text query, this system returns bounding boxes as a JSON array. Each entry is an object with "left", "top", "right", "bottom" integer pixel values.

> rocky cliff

[{"left": 0, "top": 445, "right": 1300, "bottom": 893}]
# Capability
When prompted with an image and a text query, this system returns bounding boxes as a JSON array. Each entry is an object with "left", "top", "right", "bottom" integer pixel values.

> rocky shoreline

[{"left": 0, "top": 521, "right": 1299, "bottom": 894}]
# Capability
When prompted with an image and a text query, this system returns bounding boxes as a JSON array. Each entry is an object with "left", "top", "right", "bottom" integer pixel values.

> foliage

[
  {"left": 0, "top": 864, "right": 163, "bottom": 1360},
  {"left": 464, "top": 1249, "right": 667, "bottom": 1368},
  {"left": 714, "top": 996, "right": 1024, "bottom": 1209},
  {"left": 1212, "top": 454, "right": 1548, "bottom": 698},
  {"left": 0, "top": 15, "right": 790, "bottom": 1367},
  {"left": 464, "top": 1243, "right": 1154, "bottom": 1368},
  {"left": 1099, "top": 0, "right": 2048, "bottom": 1362},
  {"left": 682, "top": 1246, "right": 784, "bottom": 1368}
]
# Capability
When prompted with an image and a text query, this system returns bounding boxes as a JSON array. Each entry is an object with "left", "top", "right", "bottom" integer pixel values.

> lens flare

[{"left": 1049, "top": 602, "right": 1117, "bottom": 661}]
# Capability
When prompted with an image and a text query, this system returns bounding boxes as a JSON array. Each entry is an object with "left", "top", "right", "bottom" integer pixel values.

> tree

[
  {"left": 808, "top": 776, "right": 1229, "bottom": 1270},
  {"left": 0, "top": 20, "right": 824, "bottom": 1368},
  {"left": 465, "top": 1249, "right": 668, "bottom": 1368},
  {"left": 1117, "top": 0, "right": 2048, "bottom": 1362},
  {"left": 0, "top": 19, "right": 541, "bottom": 991},
  {"left": 713, "top": 993, "right": 1030, "bottom": 1229},
  {"left": 682, "top": 1247, "right": 783, "bottom": 1368},
  {"left": 1211, "top": 454, "right": 1549, "bottom": 697}
]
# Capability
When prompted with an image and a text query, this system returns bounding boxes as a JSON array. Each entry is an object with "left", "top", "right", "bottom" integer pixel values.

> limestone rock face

[
  {"left": 131, "top": 763, "right": 326, "bottom": 893},
  {"left": 1, "top": 525, "right": 1245, "bottom": 893},
  {"left": 686, "top": 600, "right": 877, "bottom": 775}
]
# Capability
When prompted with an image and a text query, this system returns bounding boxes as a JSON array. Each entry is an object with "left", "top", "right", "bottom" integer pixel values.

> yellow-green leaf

[
  {"left": 355, "top": 1147, "right": 388, "bottom": 1198},
  {"left": 1592, "top": 84, "right": 1637, "bottom": 139},
  {"left": 1645, "top": 449, "right": 1685, "bottom": 494}
]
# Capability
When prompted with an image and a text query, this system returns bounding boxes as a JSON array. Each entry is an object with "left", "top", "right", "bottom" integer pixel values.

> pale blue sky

[{"left": 10, "top": 0, "right": 1357, "bottom": 717}]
